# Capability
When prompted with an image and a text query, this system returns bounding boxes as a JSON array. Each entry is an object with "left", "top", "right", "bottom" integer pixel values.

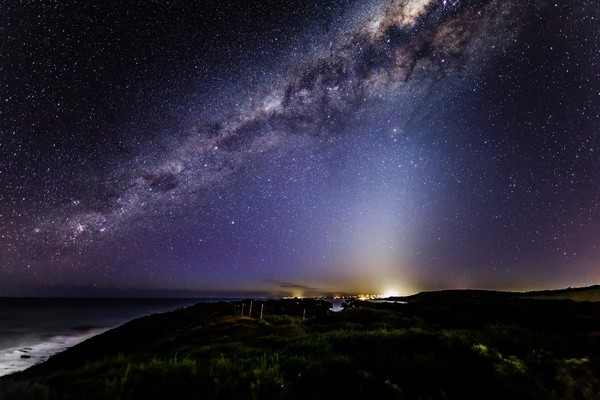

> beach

[{"left": 0, "top": 298, "right": 201, "bottom": 377}]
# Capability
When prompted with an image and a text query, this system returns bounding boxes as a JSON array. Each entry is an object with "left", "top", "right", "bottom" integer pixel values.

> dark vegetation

[{"left": 2, "top": 291, "right": 600, "bottom": 400}]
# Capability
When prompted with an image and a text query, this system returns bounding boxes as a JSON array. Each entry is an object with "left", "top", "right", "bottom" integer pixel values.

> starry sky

[{"left": 1, "top": 0, "right": 598, "bottom": 297}]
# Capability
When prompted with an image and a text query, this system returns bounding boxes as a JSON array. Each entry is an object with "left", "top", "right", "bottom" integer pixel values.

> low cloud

[{"left": 263, "top": 279, "right": 320, "bottom": 292}]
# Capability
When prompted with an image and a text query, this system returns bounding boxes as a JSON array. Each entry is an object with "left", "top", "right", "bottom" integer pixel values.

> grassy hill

[
  {"left": 386, "top": 285, "right": 600, "bottom": 303},
  {"left": 1, "top": 294, "right": 600, "bottom": 400},
  {"left": 519, "top": 285, "right": 600, "bottom": 302}
]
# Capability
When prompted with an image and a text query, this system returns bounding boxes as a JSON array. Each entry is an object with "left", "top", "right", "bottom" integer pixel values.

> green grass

[{"left": 1, "top": 297, "right": 599, "bottom": 400}]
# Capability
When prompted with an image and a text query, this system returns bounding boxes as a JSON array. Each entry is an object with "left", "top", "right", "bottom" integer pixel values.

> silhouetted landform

[
  {"left": 386, "top": 285, "right": 600, "bottom": 303},
  {"left": 1, "top": 292, "right": 599, "bottom": 399},
  {"left": 520, "top": 285, "right": 600, "bottom": 302}
]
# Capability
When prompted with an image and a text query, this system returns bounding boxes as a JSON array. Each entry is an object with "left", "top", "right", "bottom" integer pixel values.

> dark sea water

[{"left": 0, "top": 298, "right": 214, "bottom": 377}]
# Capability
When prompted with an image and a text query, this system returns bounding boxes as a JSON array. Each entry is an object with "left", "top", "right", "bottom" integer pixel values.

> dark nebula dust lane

[{"left": 0, "top": 0, "right": 598, "bottom": 296}]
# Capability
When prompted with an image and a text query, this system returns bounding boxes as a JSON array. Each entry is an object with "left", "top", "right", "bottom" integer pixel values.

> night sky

[{"left": 1, "top": 0, "right": 598, "bottom": 297}]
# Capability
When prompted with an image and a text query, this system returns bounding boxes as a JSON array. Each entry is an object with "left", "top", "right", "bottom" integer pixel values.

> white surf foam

[{"left": 0, "top": 328, "right": 108, "bottom": 377}]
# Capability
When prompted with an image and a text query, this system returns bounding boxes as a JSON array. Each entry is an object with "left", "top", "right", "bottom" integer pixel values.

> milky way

[{"left": 1, "top": 0, "right": 598, "bottom": 296}]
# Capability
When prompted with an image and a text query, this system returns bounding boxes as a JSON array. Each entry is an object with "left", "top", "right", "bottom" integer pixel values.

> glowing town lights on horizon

[{"left": 382, "top": 288, "right": 403, "bottom": 298}]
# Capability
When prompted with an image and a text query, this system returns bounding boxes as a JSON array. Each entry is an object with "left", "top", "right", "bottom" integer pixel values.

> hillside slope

[{"left": 1, "top": 295, "right": 599, "bottom": 400}]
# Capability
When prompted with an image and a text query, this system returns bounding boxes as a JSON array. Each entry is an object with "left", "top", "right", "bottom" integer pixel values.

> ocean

[{"left": 0, "top": 298, "right": 209, "bottom": 377}]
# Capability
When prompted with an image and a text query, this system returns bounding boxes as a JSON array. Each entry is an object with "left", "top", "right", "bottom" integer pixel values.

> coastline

[
  {"left": 0, "top": 297, "right": 207, "bottom": 378},
  {"left": 0, "top": 328, "right": 109, "bottom": 377},
  {"left": 2, "top": 296, "right": 598, "bottom": 399}
]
